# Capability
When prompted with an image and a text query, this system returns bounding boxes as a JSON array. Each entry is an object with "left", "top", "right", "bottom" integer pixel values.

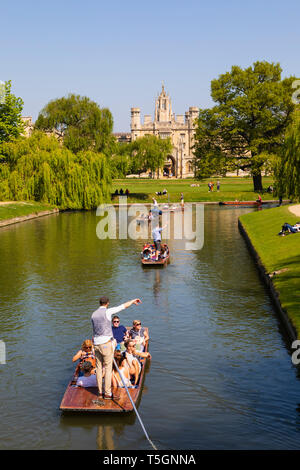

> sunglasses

[
  {"left": 135, "top": 323, "right": 141, "bottom": 326},
  {"left": 113, "top": 320, "right": 120, "bottom": 323}
]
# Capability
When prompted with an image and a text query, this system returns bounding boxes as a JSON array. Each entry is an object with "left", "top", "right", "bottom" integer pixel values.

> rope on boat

[{"left": 113, "top": 358, "right": 157, "bottom": 451}]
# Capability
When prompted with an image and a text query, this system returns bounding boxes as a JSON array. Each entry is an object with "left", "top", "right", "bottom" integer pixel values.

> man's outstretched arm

[{"left": 123, "top": 298, "right": 142, "bottom": 309}]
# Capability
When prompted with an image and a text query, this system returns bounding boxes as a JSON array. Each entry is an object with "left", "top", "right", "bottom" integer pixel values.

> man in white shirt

[
  {"left": 91, "top": 296, "right": 142, "bottom": 403},
  {"left": 152, "top": 224, "right": 167, "bottom": 261}
]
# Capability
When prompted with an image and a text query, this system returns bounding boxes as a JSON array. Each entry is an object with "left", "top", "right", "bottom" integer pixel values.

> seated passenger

[
  {"left": 143, "top": 248, "right": 152, "bottom": 260},
  {"left": 112, "top": 315, "right": 129, "bottom": 350},
  {"left": 76, "top": 361, "right": 98, "bottom": 388},
  {"left": 112, "top": 352, "right": 134, "bottom": 388},
  {"left": 122, "top": 340, "right": 151, "bottom": 385},
  {"left": 129, "top": 320, "right": 149, "bottom": 351},
  {"left": 72, "top": 339, "right": 96, "bottom": 374},
  {"left": 160, "top": 244, "right": 168, "bottom": 259}
]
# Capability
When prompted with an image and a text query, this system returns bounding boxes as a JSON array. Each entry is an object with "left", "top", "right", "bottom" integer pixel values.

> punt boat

[
  {"left": 219, "top": 201, "right": 264, "bottom": 207},
  {"left": 141, "top": 244, "right": 170, "bottom": 266},
  {"left": 59, "top": 329, "right": 149, "bottom": 413}
]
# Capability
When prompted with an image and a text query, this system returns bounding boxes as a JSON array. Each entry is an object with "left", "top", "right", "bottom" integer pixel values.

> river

[{"left": 0, "top": 205, "right": 299, "bottom": 450}]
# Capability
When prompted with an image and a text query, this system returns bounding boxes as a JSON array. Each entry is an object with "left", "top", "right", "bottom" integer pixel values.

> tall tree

[
  {"left": 35, "top": 94, "right": 114, "bottom": 154},
  {"left": 275, "top": 108, "right": 300, "bottom": 200},
  {"left": 194, "top": 62, "right": 296, "bottom": 190},
  {"left": 129, "top": 135, "right": 172, "bottom": 177},
  {"left": 0, "top": 81, "right": 24, "bottom": 144}
]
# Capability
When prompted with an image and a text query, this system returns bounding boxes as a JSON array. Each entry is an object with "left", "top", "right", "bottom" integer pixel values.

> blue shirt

[{"left": 112, "top": 325, "right": 127, "bottom": 343}]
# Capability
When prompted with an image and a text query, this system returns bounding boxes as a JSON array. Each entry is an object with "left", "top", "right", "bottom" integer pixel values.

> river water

[{"left": 0, "top": 205, "right": 300, "bottom": 450}]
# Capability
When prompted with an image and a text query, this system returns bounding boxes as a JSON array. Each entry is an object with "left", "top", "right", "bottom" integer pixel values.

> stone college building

[{"left": 130, "top": 84, "right": 199, "bottom": 178}]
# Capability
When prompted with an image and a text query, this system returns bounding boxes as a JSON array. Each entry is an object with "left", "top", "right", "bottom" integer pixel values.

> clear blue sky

[{"left": 1, "top": 0, "right": 299, "bottom": 131}]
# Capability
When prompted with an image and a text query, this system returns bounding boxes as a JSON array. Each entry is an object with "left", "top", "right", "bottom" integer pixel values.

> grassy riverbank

[
  {"left": 112, "top": 176, "right": 275, "bottom": 203},
  {"left": 0, "top": 201, "right": 58, "bottom": 221},
  {"left": 239, "top": 205, "right": 300, "bottom": 336}
]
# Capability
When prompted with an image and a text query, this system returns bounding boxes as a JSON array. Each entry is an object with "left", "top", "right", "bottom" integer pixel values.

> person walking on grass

[{"left": 91, "top": 296, "right": 142, "bottom": 405}]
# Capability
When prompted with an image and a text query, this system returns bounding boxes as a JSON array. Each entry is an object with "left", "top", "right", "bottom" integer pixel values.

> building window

[{"left": 160, "top": 133, "right": 171, "bottom": 139}]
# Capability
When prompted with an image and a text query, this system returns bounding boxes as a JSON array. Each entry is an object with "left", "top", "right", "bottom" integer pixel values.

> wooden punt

[
  {"left": 59, "top": 329, "right": 149, "bottom": 413},
  {"left": 141, "top": 244, "right": 170, "bottom": 266},
  {"left": 161, "top": 205, "right": 184, "bottom": 212},
  {"left": 219, "top": 201, "right": 264, "bottom": 207}
]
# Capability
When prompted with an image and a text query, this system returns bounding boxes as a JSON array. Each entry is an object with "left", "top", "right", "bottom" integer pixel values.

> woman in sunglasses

[
  {"left": 129, "top": 320, "right": 149, "bottom": 351},
  {"left": 72, "top": 339, "right": 96, "bottom": 374}
]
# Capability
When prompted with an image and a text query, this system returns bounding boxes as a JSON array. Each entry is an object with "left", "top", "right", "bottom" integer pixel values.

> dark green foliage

[
  {"left": 194, "top": 61, "right": 296, "bottom": 190},
  {"left": 0, "top": 132, "right": 111, "bottom": 209},
  {"left": 35, "top": 94, "right": 114, "bottom": 154},
  {"left": 0, "top": 81, "right": 24, "bottom": 143},
  {"left": 275, "top": 109, "right": 300, "bottom": 200},
  {"left": 128, "top": 135, "right": 173, "bottom": 176}
]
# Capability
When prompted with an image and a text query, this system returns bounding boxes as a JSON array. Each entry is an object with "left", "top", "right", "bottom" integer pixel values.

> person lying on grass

[{"left": 278, "top": 222, "right": 300, "bottom": 236}]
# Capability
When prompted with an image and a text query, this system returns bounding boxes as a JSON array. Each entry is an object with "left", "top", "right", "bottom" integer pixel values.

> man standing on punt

[
  {"left": 152, "top": 223, "right": 167, "bottom": 261},
  {"left": 91, "top": 296, "right": 142, "bottom": 403}
]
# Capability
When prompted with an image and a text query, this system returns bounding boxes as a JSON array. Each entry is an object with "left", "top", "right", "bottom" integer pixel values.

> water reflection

[{"left": 1, "top": 207, "right": 300, "bottom": 449}]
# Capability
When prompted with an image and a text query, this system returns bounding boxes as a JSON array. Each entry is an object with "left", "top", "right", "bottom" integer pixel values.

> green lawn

[
  {"left": 0, "top": 201, "right": 57, "bottom": 221},
  {"left": 112, "top": 176, "right": 275, "bottom": 203},
  {"left": 239, "top": 205, "right": 300, "bottom": 336}
]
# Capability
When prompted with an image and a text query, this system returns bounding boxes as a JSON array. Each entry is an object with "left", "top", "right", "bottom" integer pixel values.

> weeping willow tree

[
  {"left": 275, "top": 109, "right": 300, "bottom": 200},
  {"left": 0, "top": 132, "right": 111, "bottom": 209}
]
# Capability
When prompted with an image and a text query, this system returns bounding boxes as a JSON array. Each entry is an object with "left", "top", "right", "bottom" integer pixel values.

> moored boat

[
  {"left": 59, "top": 329, "right": 149, "bottom": 413},
  {"left": 219, "top": 201, "right": 264, "bottom": 206}
]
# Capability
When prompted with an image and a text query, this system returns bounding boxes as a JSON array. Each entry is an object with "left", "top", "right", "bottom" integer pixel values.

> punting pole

[{"left": 113, "top": 358, "right": 157, "bottom": 451}]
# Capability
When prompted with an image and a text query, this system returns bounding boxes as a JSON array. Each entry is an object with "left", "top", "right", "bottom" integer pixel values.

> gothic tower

[{"left": 155, "top": 83, "right": 172, "bottom": 122}]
